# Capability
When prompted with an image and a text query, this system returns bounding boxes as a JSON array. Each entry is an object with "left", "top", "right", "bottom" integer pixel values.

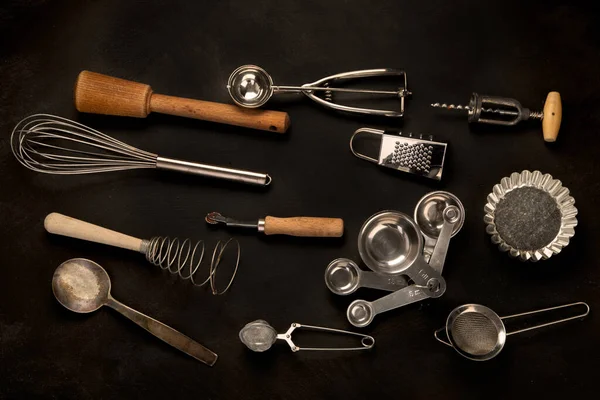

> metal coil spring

[{"left": 140, "top": 236, "right": 240, "bottom": 295}]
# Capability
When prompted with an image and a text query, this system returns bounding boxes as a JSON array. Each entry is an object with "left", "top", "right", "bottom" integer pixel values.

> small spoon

[
  {"left": 52, "top": 258, "right": 218, "bottom": 366},
  {"left": 325, "top": 258, "right": 407, "bottom": 295}
]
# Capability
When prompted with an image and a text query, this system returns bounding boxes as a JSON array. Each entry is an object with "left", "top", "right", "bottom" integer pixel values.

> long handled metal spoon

[{"left": 52, "top": 258, "right": 218, "bottom": 366}]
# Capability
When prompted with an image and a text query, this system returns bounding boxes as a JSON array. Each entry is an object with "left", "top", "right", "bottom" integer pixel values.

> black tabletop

[{"left": 1, "top": 1, "right": 599, "bottom": 398}]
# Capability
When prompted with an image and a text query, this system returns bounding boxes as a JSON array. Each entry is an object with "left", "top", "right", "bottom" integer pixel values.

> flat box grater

[{"left": 350, "top": 128, "right": 447, "bottom": 180}]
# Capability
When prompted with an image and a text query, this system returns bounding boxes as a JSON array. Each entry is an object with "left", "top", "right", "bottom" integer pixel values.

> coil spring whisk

[{"left": 141, "top": 236, "right": 240, "bottom": 295}]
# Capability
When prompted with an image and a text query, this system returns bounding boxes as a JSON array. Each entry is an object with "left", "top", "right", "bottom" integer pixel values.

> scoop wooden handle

[
  {"left": 74, "top": 71, "right": 290, "bottom": 133},
  {"left": 44, "top": 212, "right": 143, "bottom": 252},
  {"left": 542, "top": 91, "right": 562, "bottom": 142},
  {"left": 263, "top": 216, "right": 344, "bottom": 237}
]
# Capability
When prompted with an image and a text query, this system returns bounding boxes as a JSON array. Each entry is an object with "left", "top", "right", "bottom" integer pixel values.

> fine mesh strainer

[
  {"left": 239, "top": 320, "right": 375, "bottom": 352},
  {"left": 434, "top": 302, "right": 589, "bottom": 361}
]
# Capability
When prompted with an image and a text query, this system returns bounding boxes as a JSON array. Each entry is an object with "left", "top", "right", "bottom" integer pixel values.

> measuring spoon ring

[{"left": 325, "top": 258, "right": 408, "bottom": 295}]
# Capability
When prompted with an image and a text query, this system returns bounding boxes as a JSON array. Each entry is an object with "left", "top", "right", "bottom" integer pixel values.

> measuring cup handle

[{"left": 105, "top": 296, "right": 218, "bottom": 366}]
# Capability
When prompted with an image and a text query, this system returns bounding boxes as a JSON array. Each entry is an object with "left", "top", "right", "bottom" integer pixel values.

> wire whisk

[
  {"left": 44, "top": 213, "right": 240, "bottom": 294},
  {"left": 11, "top": 114, "right": 271, "bottom": 186}
]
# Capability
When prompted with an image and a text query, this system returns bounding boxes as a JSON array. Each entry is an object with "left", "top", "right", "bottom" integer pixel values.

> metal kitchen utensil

[
  {"left": 239, "top": 320, "right": 375, "bottom": 352},
  {"left": 414, "top": 191, "right": 465, "bottom": 261},
  {"left": 344, "top": 195, "right": 463, "bottom": 327},
  {"left": 205, "top": 212, "right": 344, "bottom": 237},
  {"left": 350, "top": 128, "right": 447, "bottom": 180},
  {"left": 431, "top": 91, "right": 562, "bottom": 142},
  {"left": 324, "top": 258, "right": 408, "bottom": 295},
  {"left": 227, "top": 65, "right": 411, "bottom": 117},
  {"left": 434, "top": 302, "right": 590, "bottom": 361},
  {"left": 484, "top": 170, "right": 577, "bottom": 261},
  {"left": 11, "top": 114, "right": 271, "bottom": 186},
  {"left": 347, "top": 210, "right": 459, "bottom": 328},
  {"left": 52, "top": 258, "right": 218, "bottom": 366},
  {"left": 44, "top": 213, "right": 240, "bottom": 294}
]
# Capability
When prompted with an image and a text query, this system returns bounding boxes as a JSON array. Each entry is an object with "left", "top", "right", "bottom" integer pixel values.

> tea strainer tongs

[{"left": 239, "top": 320, "right": 374, "bottom": 352}]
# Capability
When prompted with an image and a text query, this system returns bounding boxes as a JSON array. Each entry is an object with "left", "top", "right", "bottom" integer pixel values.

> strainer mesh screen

[
  {"left": 240, "top": 323, "right": 277, "bottom": 352},
  {"left": 450, "top": 312, "right": 499, "bottom": 356}
]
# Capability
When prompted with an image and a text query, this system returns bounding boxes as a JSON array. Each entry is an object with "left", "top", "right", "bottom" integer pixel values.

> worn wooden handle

[
  {"left": 263, "top": 216, "right": 344, "bottom": 237},
  {"left": 74, "top": 70, "right": 290, "bottom": 133},
  {"left": 542, "top": 91, "right": 562, "bottom": 142},
  {"left": 44, "top": 212, "right": 143, "bottom": 252}
]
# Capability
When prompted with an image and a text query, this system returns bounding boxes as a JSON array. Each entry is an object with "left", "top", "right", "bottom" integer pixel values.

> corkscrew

[
  {"left": 44, "top": 213, "right": 240, "bottom": 294},
  {"left": 431, "top": 91, "right": 562, "bottom": 142}
]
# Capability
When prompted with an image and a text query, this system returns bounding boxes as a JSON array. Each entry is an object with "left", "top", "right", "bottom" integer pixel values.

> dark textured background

[{"left": 1, "top": 1, "right": 599, "bottom": 398}]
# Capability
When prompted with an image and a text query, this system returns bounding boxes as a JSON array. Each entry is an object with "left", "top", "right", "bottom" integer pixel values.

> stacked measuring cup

[{"left": 325, "top": 191, "right": 465, "bottom": 327}]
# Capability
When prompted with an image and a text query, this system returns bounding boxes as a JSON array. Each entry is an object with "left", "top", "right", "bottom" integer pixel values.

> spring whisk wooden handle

[
  {"left": 74, "top": 71, "right": 290, "bottom": 133},
  {"left": 44, "top": 213, "right": 144, "bottom": 251}
]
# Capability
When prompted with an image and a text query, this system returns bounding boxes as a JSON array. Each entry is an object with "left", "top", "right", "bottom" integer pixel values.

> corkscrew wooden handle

[
  {"left": 542, "top": 91, "right": 562, "bottom": 142},
  {"left": 74, "top": 71, "right": 290, "bottom": 133}
]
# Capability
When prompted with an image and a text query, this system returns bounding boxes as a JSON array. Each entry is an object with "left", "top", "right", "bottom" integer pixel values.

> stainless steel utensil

[
  {"left": 434, "top": 302, "right": 590, "bottom": 361},
  {"left": 346, "top": 201, "right": 463, "bottom": 327},
  {"left": 350, "top": 128, "right": 447, "bottom": 180},
  {"left": 346, "top": 210, "right": 456, "bottom": 328},
  {"left": 414, "top": 191, "right": 465, "bottom": 261},
  {"left": 11, "top": 114, "right": 271, "bottom": 186},
  {"left": 44, "top": 213, "right": 239, "bottom": 293},
  {"left": 239, "top": 320, "right": 375, "bottom": 352},
  {"left": 324, "top": 258, "right": 408, "bottom": 295},
  {"left": 431, "top": 91, "right": 562, "bottom": 142},
  {"left": 205, "top": 212, "right": 344, "bottom": 237},
  {"left": 52, "top": 258, "right": 218, "bottom": 366},
  {"left": 484, "top": 170, "right": 577, "bottom": 261},
  {"left": 227, "top": 65, "right": 411, "bottom": 117}
]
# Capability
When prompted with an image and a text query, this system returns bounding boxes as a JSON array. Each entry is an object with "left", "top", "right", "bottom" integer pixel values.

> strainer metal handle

[{"left": 501, "top": 301, "right": 589, "bottom": 336}]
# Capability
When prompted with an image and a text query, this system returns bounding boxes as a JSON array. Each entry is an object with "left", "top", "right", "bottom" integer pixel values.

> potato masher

[{"left": 227, "top": 65, "right": 411, "bottom": 117}]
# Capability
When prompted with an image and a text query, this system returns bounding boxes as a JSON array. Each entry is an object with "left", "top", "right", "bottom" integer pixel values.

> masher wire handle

[
  {"left": 502, "top": 302, "right": 590, "bottom": 336},
  {"left": 277, "top": 323, "right": 375, "bottom": 352},
  {"left": 105, "top": 295, "right": 218, "bottom": 366}
]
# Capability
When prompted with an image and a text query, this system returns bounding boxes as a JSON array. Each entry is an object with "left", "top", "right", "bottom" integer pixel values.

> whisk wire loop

[{"left": 11, "top": 114, "right": 157, "bottom": 175}]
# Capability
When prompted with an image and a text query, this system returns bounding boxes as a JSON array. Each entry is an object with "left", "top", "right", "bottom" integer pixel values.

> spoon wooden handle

[
  {"left": 74, "top": 70, "right": 290, "bottom": 133},
  {"left": 44, "top": 212, "right": 143, "bottom": 252},
  {"left": 263, "top": 216, "right": 344, "bottom": 237},
  {"left": 106, "top": 297, "right": 218, "bottom": 366}
]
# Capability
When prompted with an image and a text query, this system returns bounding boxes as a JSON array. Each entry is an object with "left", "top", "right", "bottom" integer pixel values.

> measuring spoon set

[{"left": 325, "top": 191, "right": 465, "bottom": 327}]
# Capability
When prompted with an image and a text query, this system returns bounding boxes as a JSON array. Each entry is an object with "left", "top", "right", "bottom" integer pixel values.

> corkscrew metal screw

[{"left": 431, "top": 91, "right": 562, "bottom": 142}]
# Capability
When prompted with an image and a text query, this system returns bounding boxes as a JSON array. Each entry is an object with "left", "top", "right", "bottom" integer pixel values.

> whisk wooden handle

[
  {"left": 44, "top": 213, "right": 143, "bottom": 252},
  {"left": 542, "top": 91, "right": 562, "bottom": 142},
  {"left": 74, "top": 71, "right": 290, "bottom": 133},
  {"left": 263, "top": 217, "right": 344, "bottom": 237}
]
